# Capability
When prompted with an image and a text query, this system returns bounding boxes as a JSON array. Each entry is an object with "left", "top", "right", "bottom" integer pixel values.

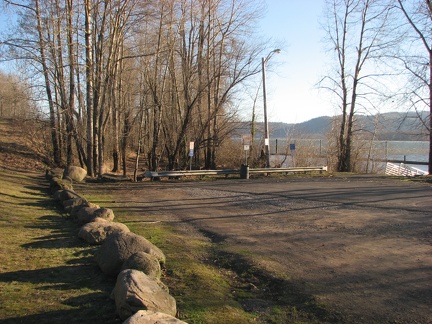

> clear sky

[{"left": 258, "top": 0, "right": 334, "bottom": 124}]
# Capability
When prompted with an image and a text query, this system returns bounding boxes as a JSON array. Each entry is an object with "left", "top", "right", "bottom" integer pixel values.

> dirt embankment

[{"left": 0, "top": 119, "right": 49, "bottom": 172}]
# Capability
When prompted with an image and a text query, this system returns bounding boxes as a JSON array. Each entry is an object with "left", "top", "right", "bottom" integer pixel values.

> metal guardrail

[
  {"left": 249, "top": 166, "right": 328, "bottom": 174},
  {"left": 363, "top": 158, "right": 429, "bottom": 166},
  {"left": 144, "top": 166, "right": 328, "bottom": 179},
  {"left": 144, "top": 169, "right": 239, "bottom": 178},
  {"left": 385, "top": 162, "right": 428, "bottom": 177}
]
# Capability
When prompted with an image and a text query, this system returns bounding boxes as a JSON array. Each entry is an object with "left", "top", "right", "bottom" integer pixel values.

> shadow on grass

[
  {"left": 0, "top": 293, "right": 120, "bottom": 324},
  {"left": 0, "top": 190, "right": 119, "bottom": 323},
  {"left": 0, "top": 263, "right": 112, "bottom": 289},
  {"left": 21, "top": 214, "right": 87, "bottom": 249},
  {"left": 0, "top": 213, "right": 118, "bottom": 323}
]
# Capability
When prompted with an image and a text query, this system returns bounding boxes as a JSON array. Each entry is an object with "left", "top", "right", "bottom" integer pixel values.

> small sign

[
  {"left": 189, "top": 149, "right": 194, "bottom": 157},
  {"left": 242, "top": 134, "right": 252, "bottom": 145},
  {"left": 244, "top": 145, "right": 250, "bottom": 151},
  {"left": 290, "top": 143, "right": 296, "bottom": 151},
  {"left": 189, "top": 142, "right": 194, "bottom": 150},
  {"left": 265, "top": 138, "right": 269, "bottom": 146}
]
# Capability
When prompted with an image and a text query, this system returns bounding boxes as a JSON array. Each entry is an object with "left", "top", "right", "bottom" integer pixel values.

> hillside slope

[
  {"left": 0, "top": 118, "right": 48, "bottom": 172},
  {"left": 235, "top": 111, "right": 429, "bottom": 140}
]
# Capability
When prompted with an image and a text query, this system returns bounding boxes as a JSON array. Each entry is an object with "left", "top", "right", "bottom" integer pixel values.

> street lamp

[{"left": 262, "top": 49, "right": 281, "bottom": 168}]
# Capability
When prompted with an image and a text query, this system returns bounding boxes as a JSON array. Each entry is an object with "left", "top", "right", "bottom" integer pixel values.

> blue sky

[{"left": 258, "top": 0, "right": 334, "bottom": 123}]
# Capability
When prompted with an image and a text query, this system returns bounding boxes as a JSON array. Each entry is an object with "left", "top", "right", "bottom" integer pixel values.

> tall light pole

[{"left": 262, "top": 49, "right": 280, "bottom": 168}]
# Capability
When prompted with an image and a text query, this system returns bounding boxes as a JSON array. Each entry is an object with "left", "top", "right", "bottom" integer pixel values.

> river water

[{"left": 268, "top": 139, "right": 429, "bottom": 173}]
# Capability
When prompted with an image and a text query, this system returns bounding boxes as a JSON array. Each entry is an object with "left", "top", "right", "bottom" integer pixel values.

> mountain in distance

[
  {"left": 235, "top": 111, "right": 429, "bottom": 141},
  {"left": 270, "top": 116, "right": 333, "bottom": 139}
]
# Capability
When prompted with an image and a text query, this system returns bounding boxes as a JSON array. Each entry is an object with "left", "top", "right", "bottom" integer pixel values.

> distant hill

[{"left": 234, "top": 111, "right": 429, "bottom": 141}]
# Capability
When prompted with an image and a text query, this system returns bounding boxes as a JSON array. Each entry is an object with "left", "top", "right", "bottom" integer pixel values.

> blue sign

[{"left": 290, "top": 143, "right": 296, "bottom": 151}]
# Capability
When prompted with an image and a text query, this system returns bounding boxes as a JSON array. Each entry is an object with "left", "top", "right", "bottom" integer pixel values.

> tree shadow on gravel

[{"left": 199, "top": 229, "right": 344, "bottom": 323}]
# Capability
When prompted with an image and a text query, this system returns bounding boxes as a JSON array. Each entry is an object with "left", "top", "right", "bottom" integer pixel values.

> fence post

[{"left": 240, "top": 164, "right": 249, "bottom": 179}]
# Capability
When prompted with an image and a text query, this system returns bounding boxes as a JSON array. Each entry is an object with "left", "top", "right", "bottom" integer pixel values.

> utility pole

[{"left": 261, "top": 49, "right": 280, "bottom": 168}]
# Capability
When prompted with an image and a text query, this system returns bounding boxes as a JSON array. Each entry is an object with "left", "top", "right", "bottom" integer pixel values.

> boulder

[
  {"left": 45, "top": 168, "right": 63, "bottom": 181},
  {"left": 112, "top": 269, "right": 176, "bottom": 321},
  {"left": 78, "top": 220, "right": 130, "bottom": 245},
  {"left": 123, "top": 310, "right": 187, "bottom": 324},
  {"left": 53, "top": 189, "right": 81, "bottom": 202},
  {"left": 76, "top": 207, "right": 115, "bottom": 224},
  {"left": 69, "top": 201, "right": 100, "bottom": 219},
  {"left": 63, "top": 197, "right": 89, "bottom": 211},
  {"left": 49, "top": 176, "right": 73, "bottom": 194},
  {"left": 63, "top": 166, "right": 87, "bottom": 182},
  {"left": 95, "top": 232, "right": 165, "bottom": 277},
  {"left": 121, "top": 252, "right": 162, "bottom": 280}
]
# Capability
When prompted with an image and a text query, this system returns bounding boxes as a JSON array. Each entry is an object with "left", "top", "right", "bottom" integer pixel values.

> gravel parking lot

[{"left": 81, "top": 175, "right": 432, "bottom": 323}]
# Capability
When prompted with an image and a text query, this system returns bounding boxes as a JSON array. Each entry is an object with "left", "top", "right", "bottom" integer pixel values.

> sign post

[
  {"left": 242, "top": 134, "right": 252, "bottom": 165},
  {"left": 290, "top": 143, "right": 296, "bottom": 167},
  {"left": 189, "top": 142, "right": 194, "bottom": 170}
]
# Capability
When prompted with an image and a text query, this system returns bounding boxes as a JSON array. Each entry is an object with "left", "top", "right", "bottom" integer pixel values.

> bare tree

[
  {"left": 0, "top": 71, "right": 35, "bottom": 118},
  {"left": 161, "top": 0, "right": 263, "bottom": 170},
  {"left": 320, "top": 0, "right": 396, "bottom": 172},
  {"left": 84, "top": 0, "right": 94, "bottom": 176},
  {"left": 34, "top": 0, "right": 62, "bottom": 166},
  {"left": 2, "top": 0, "right": 90, "bottom": 168},
  {"left": 2, "top": 0, "right": 267, "bottom": 175},
  {"left": 395, "top": 0, "right": 432, "bottom": 174},
  {"left": 133, "top": 0, "right": 263, "bottom": 171}
]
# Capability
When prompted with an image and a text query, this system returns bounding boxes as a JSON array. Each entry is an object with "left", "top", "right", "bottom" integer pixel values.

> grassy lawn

[{"left": 0, "top": 170, "right": 119, "bottom": 324}]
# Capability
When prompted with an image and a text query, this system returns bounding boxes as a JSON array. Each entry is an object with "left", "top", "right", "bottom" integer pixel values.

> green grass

[
  {"left": 0, "top": 170, "right": 119, "bottom": 324},
  {"left": 133, "top": 225, "right": 259, "bottom": 323}
]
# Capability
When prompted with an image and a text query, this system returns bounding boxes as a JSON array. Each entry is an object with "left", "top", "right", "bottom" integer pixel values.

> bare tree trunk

[
  {"left": 121, "top": 111, "right": 132, "bottom": 176},
  {"left": 149, "top": 3, "right": 169, "bottom": 171},
  {"left": 323, "top": 0, "right": 392, "bottom": 172},
  {"left": 112, "top": 106, "right": 120, "bottom": 172},
  {"left": 335, "top": 2, "right": 350, "bottom": 172},
  {"left": 396, "top": 0, "right": 432, "bottom": 174},
  {"left": 112, "top": 42, "right": 122, "bottom": 172},
  {"left": 85, "top": 0, "right": 94, "bottom": 177},
  {"left": 133, "top": 109, "right": 145, "bottom": 182},
  {"left": 66, "top": 0, "right": 75, "bottom": 167},
  {"left": 427, "top": 2, "right": 432, "bottom": 175},
  {"left": 35, "top": 0, "right": 61, "bottom": 166},
  {"left": 422, "top": 0, "right": 432, "bottom": 175}
]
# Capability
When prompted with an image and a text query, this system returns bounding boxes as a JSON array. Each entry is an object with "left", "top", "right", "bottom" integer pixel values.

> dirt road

[{"left": 81, "top": 175, "right": 432, "bottom": 323}]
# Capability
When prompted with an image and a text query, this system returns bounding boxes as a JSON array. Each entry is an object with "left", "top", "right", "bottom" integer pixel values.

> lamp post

[{"left": 262, "top": 49, "right": 280, "bottom": 168}]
